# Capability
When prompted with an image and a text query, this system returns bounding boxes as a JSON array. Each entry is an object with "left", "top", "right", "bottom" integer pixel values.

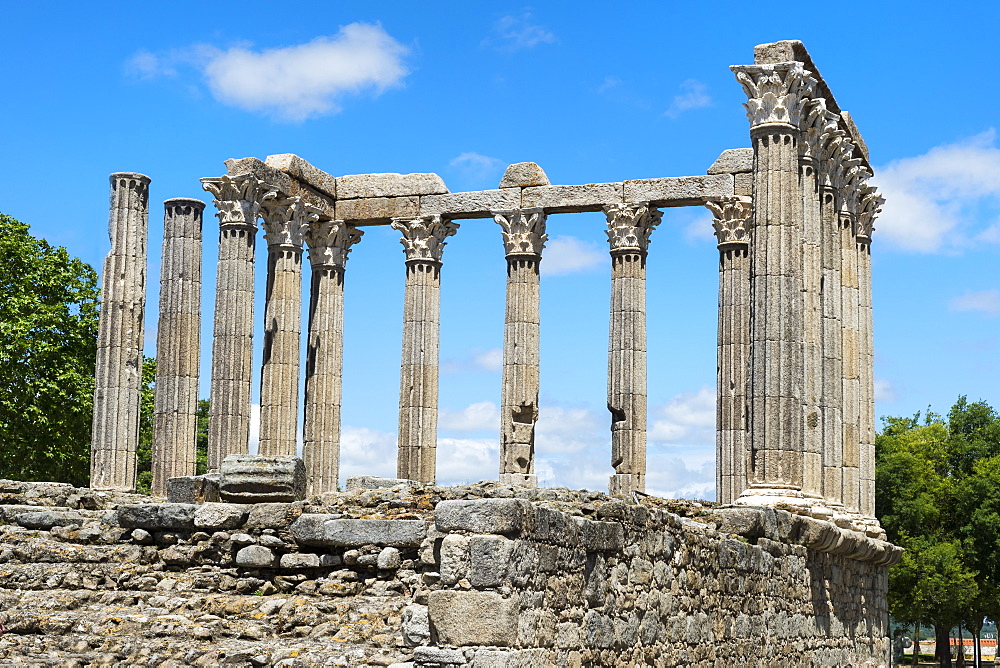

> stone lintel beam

[
  {"left": 336, "top": 172, "right": 448, "bottom": 200},
  {"left": 225, "top": 157, "right": 335, "bottom": 219},
  {"left": 420, "top": 189, "right": 520, "bottom": 219},
  {"left": 336, "top": 196, "right": 420, "bottom": 224},
  {"left": 264, "top": 154, "right": 337, "bottom": 199},
  {"left": 623, "top": 174, "right": 735, "bottom": 207},
  {"left": 707, "top": 148, "right": 753, "bottom": 175}
]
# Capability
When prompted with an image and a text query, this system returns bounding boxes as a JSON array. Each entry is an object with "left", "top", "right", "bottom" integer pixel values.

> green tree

[{"left": 0, "top": 213, "right": 99, "bottom": 486}]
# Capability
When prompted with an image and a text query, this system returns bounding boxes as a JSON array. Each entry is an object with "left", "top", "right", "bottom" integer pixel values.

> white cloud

[
  {"left": 437, "top": 437, "right": 500, "bottom": 485},
  {"left": 439, "top": 401, "right": 500, "bottom": 432},
  {"left": 874, "top": 379, "right": 897, "bottom": 403},
  {"left": 598, "top": 76, "right": 621, "bottom": 93},
  {"left": 128, "top": 24, "right": 409, "bottom": 121},
  {"left": 449, "top": 152, "right": 505, "bottom": 189},
  {"left": 442, "top": 347, "right": 503, "bottom": 374},
  {"left": 541, "top": 235, "right": 605, "bottom": 276},
  {"left": 664, "top": 79, "right": 712, "bottom": 119},
  {"left": 649, "top": 387, "right": 716, "bottom": 444},
  {"left": 340, "top": 425, "right": 397, "bottom": 481},
  {"left": 473, "top": 348, "right": 503, "bottom": 372},
  {"left": 248, "top": 404, "right": 261, "bottom": 453},
  {"left": 683, "top": 212, "right": 716, "bottom": 243},
  {"left": 950, "top": 289, "right": 1000, "bottom": 316},
  {"left": 872, "top": 130, "right": 1000, "bottom": 252},
  {"left": 488, "top": 12, "right": 556, "bottom": 51}
]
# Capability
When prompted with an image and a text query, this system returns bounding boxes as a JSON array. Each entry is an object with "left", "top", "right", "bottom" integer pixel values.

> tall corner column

[
  {"left": 392, "top": 215, "right": 459, "bottom": 484},
  {"left": 494, "top": 208, "right": 547, "bottom": 487},
  {"left": 302, "top": 221, "right": 363, "bottom": 496},
  {"left": 707, "top": 197, "right": 752, "bottom": 505},
  {"left": 731, "top": 62, "right": 816, "bottom": 507},
  {"left": 151, "top": 197, "right": 205, "bottom": 495},
  {"left": 856, "top": 186, "right": 883, "bottom": 521},
  {"left": 91, "top": 172, "right": 151, "bottom": 491},
  {"left": 604, "top": 202, "right": 661, "bottom": 496},
  {"left": 258, "top": 197, "right": 313, "bottom": 457},
  {"left": 201, "top": 175, "right": 273, "bottom": 471}
]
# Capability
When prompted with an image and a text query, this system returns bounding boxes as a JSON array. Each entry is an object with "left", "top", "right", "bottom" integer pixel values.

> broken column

[
  {"left": 258, "top": 197, "right": 315, "bottom": 457},
  {"left": 707, "top": 196, "right": 752, "bottom": 505},
  {"left": 731, "top": 61, "right": 816, "bottom": 507},
  {"left": 151, "top": 197, "right": 205, "bottom": 495},
  {"left": 494, "top": 208, "right": 548, "bottom": 487},
  {"left": 392, "top": 215, "right": 459, "bottom": 484},
  {"left": 604, "top": 202, "right": 660, "bottom": 496},
  {"left": 302, "top": 220, "right": 363, "bottom": 495},
  {"left": 91, "top": 172, "right": 150, "bottom": 491},
  {"left": 201, "top": 175, "right": 275, "bottom": 471}
]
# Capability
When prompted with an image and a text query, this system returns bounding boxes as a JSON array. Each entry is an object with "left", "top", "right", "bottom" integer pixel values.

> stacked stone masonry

[{"left": 0, "top": 479, "right": 899, "bottom": 666}]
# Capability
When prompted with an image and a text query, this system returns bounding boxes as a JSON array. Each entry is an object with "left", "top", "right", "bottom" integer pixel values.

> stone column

[
  {"left": 392, "top": 215, "right": 460, "bottom": 483},
  {"left": 604, "top": 203, "right": 661, "bottom": 496},
  {"left": 201, "top": 175, "right": 274, "bottom": 471},
  {"left": 151, "top": 198, "right": 205, "bottom": 495},
  {"left": 494, "top": 208, "right": 548, "bottom": 487},
  {"left": 257, "top": 197, "right": 315, "bottom": 457},
  {"left": 707, "top": 197, "right": 752, "bottom": 505},
  {"left": 856, "top": 185, "right": 883, "bottom": 519},
  {"left": 302, "top": 221, "right": 363, "bottom": 496},
  {"left": 731, "top": 62, "right": 816, "bottom": 507},
  {"left": 91, "top": 172, "right": 150, "bottom": 491}
]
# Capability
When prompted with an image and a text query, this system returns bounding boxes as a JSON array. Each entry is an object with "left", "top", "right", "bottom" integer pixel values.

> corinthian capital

[
  {"left": 731, "top": 62, "right": 817, "bottom": 129},
  {"left": 494, "top": 208, "right": 548, "bottom": 257},
  {"left": 855, "top": 185, "right": 884, "bottom": 242},
  {"left": 390, "top": 215, "right": 460, "bottom": 263},
  {"left": 201, "top": 174, "right": 278, "bottom": 231},
  {"left": 706, "top": 197, "right": 752, "bottom": 250},
  {"left": 260, "top": 196, "right": 318, "bottom": 250},
  {"left": 800, "top": 98, "right": 840, "bottom": 160},
  {"left": 603, "top": 202, "right": 662, "bottom": 254},
  {"left": 303, "top": 220, "right": 364, "bottom": 270}
]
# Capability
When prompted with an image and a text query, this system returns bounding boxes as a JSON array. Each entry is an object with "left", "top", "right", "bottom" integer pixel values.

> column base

[
  {"left": 608, "top": 473, "right": 644, "bottom": 496},
  {"left": 499, "top": 473, "right": 537, "bottom": 488},
  {"left": 735, "top": 483, "right": 814, "bottom": 511}
]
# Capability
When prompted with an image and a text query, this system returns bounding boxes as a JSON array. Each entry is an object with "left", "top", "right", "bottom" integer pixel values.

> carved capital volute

[
  {"left": 201, "top": 174, "right": 278, "bottom": 232},
  {"left": 855, "top": 185, "right": 884, "bottom": 243},
  {"left": 603, "top": 202, "right": 662, "bottom": 255},
  {"left": 731, "top": 62, "right": 817, "bottom": 130},
  {"left": 800, "top": 98, "right": 839, "bottom": 162},
  {"left": 706, "top": 196, "right": 753, "bottom": 251},
  {"left": 391, "top": 215, "right": 460, "bottom": 264},
  {"left": 303, "top": 220, "right": 364, "bottom": 270},
  {"left": 261, "top": 196, "right": 318, "bottom": 251},
  {"left": 494, "top": 208, "right": 548, "bottom": 258}
]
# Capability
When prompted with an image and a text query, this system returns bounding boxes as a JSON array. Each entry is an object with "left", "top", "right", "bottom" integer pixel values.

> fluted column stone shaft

[
  {"left": 303, "top": 221, "right": 363, "bottom": 496},
  {"left": 151, "top": 198, "right": 205, "bottom": 495},
  {"left": 732, "top": 62, "right": 816, "bottom": 506},
  {"left": 91, "top": 172, "right": 150, "bottom": 491},
  {"left": 201, "top": 175, "right": 274, "bottom": 471},
  {"left": 494, "top": 208, "right": 547, "bottom": 487},
  {"left": 258, "top": 198, "right": 315, "bottom": 457},
  {"left": 604, "top": 203, "right": 660, "bottom": 496},
  {"left": 707, "top": 197, "right": 752, "bottom": 505},
  {"left": 392, "top": 216, "right": 459, "bottom": 483},
  {"left": 856, "top": 187, "right": 883, "bottom": 518}
]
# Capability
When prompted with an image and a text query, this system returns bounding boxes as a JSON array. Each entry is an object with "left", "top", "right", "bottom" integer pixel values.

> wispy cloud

[
  {"left": 440, "top": 401, "right": 500, "bottom": 432},
  {"left": 486, "top": 11, "right": 556, "bottom": 51},
  {"left": 448, "top": 152, "right": 505, "bottom": 190},
  {"left": 442, "top": 347, "right": 503, "bottom": 374},
  {"left": 126, "top": 24, "right": 409, "bottom": 122},
  {"left": 649, "top": 387, "right": 716, "bottom": 444},
  {"left": 874, "top": 379, "right": 897, "bottom": 403},
  {"left": 873, "top": 130, "right": 1000, "bottom": 252},
  {"left": 664, "top": 79, "right": 712, "bottom": 119},
  {"left": 950, "top": 289, "right": 1000, "bottom": 316},
  {"left": 541, "top": 235, "right": 605, "bottom": 276}
]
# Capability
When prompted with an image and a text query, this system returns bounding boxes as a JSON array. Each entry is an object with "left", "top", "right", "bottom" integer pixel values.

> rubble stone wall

[{"left": 0, "top": 479, "right": 896, "bottom": 667}]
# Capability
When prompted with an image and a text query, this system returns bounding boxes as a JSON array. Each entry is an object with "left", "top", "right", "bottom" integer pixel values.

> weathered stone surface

[
  {"left": 335, "top": 196, "right": 419, "bottom": 222},
  {"left": 235, "top": 545, "right": 278, "bottom": 568},
  {"left": 520, "top": 183, "right": 623, "bottom": 212},
  {"left": 402, "top": 604, "right": 430, "bottom": 646},
  {"left": 246, "top": 502, "right": 304, "bottom": 531},
  {"left": 291, "top": 515, "right": 427, "bottom": 547},
  {"left": 622, "top": 174, "right": 733, "bottom": 205},
  {"left": 428, "top": 591, "right": 518, "bottom": 646},
  {"left": 279, "top": 552, "right": 320, "bottom": 569},
  {"left": 14, "top": 511, "right": 91, "bottom": 530},
  {"left": 337, "top": 173, "right": 448, "bottom": 199},
  {"left": 224, "top": 157, "right": 335, "bottom": 218},
  {"left": 419, "top": 189, "right": 519, "bottom": 218},
  {"left": 499, "top": 162, "right": 550, "bottom": 188},
  {"left": 377, "top": 546, "right": 402, "bottom": 570},
  {"left": 166, "top": 475, "right": 220, "bottom": 504},
  {"left": 435, "top": 499, "right": 532, "bottom": 535},
  {"left": 707, "top": 148, "right": 753, "bottom": 174},
  {"left": 193, "top": 502, "right": 249, "bottom": 530},
  {"left": 345, "top": 475, "right": 418, "bottom": 491},
  {"left": 117, "top": 504, "right": 197, "bottom": 530},
  {"left": 218, "top": 455, "right": 306, "bottom": 503},
  {"left": 264, "top": 153, "right": 337, "bottom": 198}
]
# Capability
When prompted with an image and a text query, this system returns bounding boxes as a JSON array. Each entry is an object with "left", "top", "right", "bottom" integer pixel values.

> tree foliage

[{"left": 0, "top": 213, "right": 99, "bottom": 486}]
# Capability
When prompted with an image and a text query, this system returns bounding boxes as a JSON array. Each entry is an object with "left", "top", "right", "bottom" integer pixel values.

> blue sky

[{"left": 3, "top": 1, "right": 999, "bottom": 498}]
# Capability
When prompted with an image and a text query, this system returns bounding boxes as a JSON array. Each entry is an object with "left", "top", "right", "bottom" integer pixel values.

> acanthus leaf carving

[
  {"left": 855, "top": 185, "right": 884, "bottom": 242},
  {"left": 200, "top": 174, "right": 278, "bottom": 230},
  {"left": 260, "top": 196, "right": 318, "bottom": 250},
  {"left": 706, "top": 196, "right": 753, "bottom": 249},
  {"left": 603, "top": 202, "right": 662, "bottom": 254},
  {"left": 731, "top": 62, "right": 818, "bottom": 129},
  {"left": 494, "top": 208, "right": 548, "bottom": 257},
  {"left": 303, "top": 220, "right": 364, "bottom": 270},
  {"left": 390, "top": 215, "right": 460, "bottom": 263}
]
